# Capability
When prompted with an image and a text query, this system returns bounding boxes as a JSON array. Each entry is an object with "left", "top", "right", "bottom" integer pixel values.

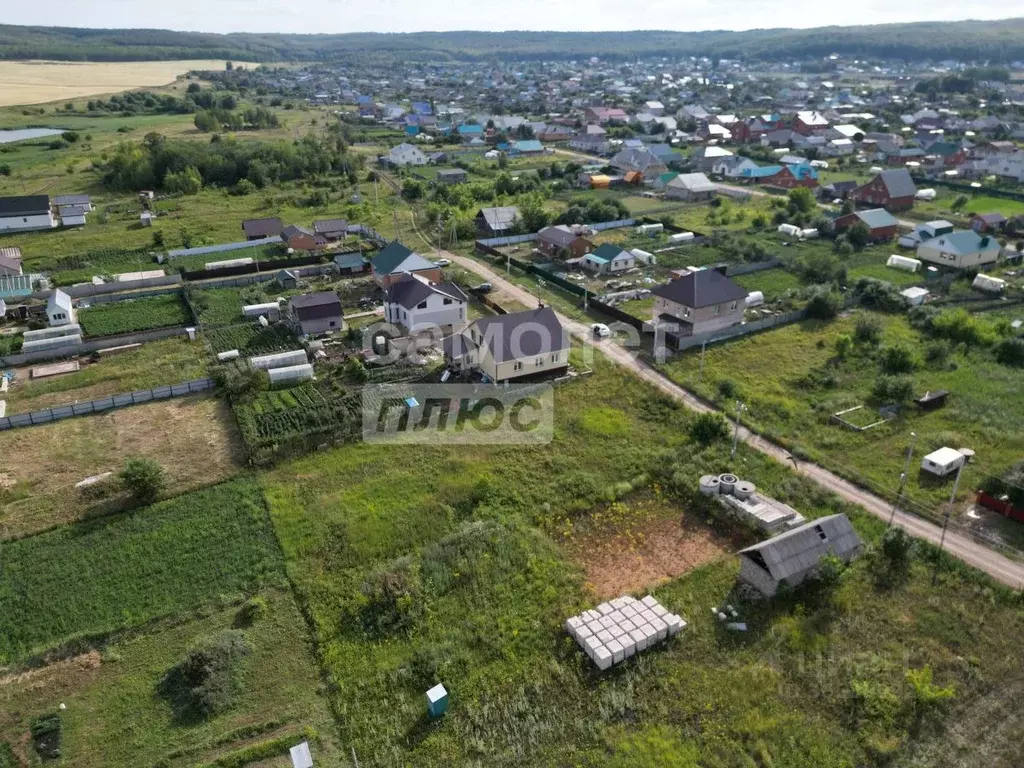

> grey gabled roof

[
  {"left": 477, "top": 206, "right": 520, "bottom": 231},
  {"left": 48, "top": 289, "right": 72, "bottom": 312},
  {"left": 290, "top": 291, "right": 342, "bottom": 320},
  {"left": 877, "top": 169, "right": 917, "bottom": 198},
  {"left": 668, "top": 172, "right": 716, "bottom": 192},
  {"left": 471, "top": 306, "right": 568, "bottom": 363},
  {"left": 537, "top": 225, "right": 578, "bottom": 247},
  {"left": 386, "top": 274, "right": 467, "bottom": 309},
  {"left": 853, "top": 208, "right": 899, "bottom": 229},
  {"left": 54, "top": 194, "right": 90, "bottom": 206},
  {"left": 651, "top": 269, "right": 747, "bottom": 309},
  {"left": 242, "top": 217, "right": 283, "bottom": 237},
  {"left": 313, "top": 218, "right": 348, "bottom": 235},
  {"left": 739, "top": 513, "right": 861, "bottom": 581},
  {"left": 282, "top": 224, "right": 314, "bottom": 239}
]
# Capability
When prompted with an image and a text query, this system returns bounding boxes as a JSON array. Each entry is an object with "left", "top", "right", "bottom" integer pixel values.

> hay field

[{"left": 0, "top": 60, "right": 228, "bottom": 106}]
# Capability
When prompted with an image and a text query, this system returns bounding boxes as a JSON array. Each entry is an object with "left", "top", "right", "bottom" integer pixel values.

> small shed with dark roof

[
  {"left": 288, "top": 291, "right": 344, "bottom": 335},
  {"left": 242, "top": 217, "right": 284, "bottom": 240}
]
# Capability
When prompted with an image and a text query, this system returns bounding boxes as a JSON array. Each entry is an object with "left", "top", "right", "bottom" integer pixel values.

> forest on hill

[{"left": 2, "top": 19, "right": 1024, "bottom": 63}]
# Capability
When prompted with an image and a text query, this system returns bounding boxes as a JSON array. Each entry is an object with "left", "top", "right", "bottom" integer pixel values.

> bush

[
  {"left": 854, "top": 277, "right": 904, "bottom": 312},
  {"left": 158, "top": 630, "right": 252, "bottom": 721},
  {"left": 30, "top": 713, "right": 62, "bottom": 761},
  {"left": 120, "top": 457, "right": 166, "bottom": 505},
  {"left": 881, "top": 527, "right": 914, "bottom": 577},
  {"left": 880, "top": 343, "right": 916, "bottom": 374},
  {"left": 834, "top": 333, "right": 853, "bottom": 360},
  {"left": 854, "top": 315, "right": 883, "bottom": 345},
  {"left": 231, "top": 178, "right": 256, "bottom": 196},
  {"left": 687, "top": 411, "right": 729, "bottom": 445},
  {"left": 805, "top": 289, "right": 839, "bottom": 319},
  {"left": 873, "top": 374, "right": 914, "bottom": 403},
  {"left": 358, "top": 560, "right": 421, "bottom": 635},
  {"left": 716, "top": 378, "right": 737, "bottom": 399},
  {"left": 0, "top": 163, "right": 10, "bottom": 176},
  {"left": 995, "top": 337, "right": 1024, "bottom": 367},
  {"left": 237, "top": 596, "right": 268, "bottom": 625}
]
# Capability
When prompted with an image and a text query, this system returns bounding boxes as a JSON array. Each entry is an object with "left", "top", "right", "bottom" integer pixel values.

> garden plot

[{"left": 78, "top": 293, "right": 192, "bottom": 337}]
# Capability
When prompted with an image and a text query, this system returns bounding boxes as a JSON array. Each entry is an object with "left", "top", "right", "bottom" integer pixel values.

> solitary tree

[{"left": 120, "top": 457, "right": 166, "bottom": 505}]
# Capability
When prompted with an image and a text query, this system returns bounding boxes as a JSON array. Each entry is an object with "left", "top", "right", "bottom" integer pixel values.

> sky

[{"left": 5, "top": 1, "right": 1022, "bottom": 35}]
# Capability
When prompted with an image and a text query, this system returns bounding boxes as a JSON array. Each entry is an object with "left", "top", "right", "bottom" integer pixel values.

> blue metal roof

[
  {"left": 789, "top": 164, "right": 819, "bottom": 181},
  {"left": 457, "top": 124, "right": 483, "bottom": 135},
  {"left": 741, "top": 165, "right": 783, "bottom": 178},
  {"left": 512, "top": 140, "right": 543, "bottom": 152}
]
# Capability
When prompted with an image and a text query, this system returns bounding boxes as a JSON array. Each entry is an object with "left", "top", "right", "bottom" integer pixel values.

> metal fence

[
  {"left": 669, "top": 309, "right": 808, "bottom": 352},
  {"left": 0, "top": 378, "right": 214, "bottom": 431},
  {"left": 725, "top": 259, "right": 783, "bottom": 277}
]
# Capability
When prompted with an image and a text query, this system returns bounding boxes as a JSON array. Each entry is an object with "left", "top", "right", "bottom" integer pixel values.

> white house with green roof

[
  {"left": 916, "top": 230, "right": 1002, "bottom": 270},
  {"left": 582, "top": 244, "right": 634, "bottom": 274}
]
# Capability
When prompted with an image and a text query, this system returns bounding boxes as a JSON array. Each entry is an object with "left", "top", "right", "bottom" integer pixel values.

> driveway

[{"left": 447, "top": 251, "right": 1024, "bottom": 588}]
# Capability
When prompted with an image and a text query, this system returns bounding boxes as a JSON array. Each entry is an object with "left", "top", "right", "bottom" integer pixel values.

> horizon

[{"left": 2, "top": 5, "right": 1023, "bottom": 37}]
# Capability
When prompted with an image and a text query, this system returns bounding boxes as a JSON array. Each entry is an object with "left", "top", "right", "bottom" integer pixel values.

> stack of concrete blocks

[
  {"left": 699, "top": 474, "right": 806, "bottom": 533},
  {"left": 565, "top": 595, "right": 687, "bottom": 671}
]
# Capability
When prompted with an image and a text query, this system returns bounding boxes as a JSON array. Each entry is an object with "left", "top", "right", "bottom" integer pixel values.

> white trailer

[
  {"left": 242, "top": 302, "right": 282, "bottom": 320},
  {"left": 777, "top": 223, "right": 800, "bottom": 237},
  {"left": 921, "top": 447, "right": 965, "bottom": 477},
  {"left": 972, "top": 274, "right": 1006, "bottom": 294}
]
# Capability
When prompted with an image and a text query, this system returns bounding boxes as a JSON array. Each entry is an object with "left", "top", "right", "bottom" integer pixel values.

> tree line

[
  {"left": 101, "top": 132, "right": 360, "bottom": 194},
  {"left": 4, "top": 20, "right": 1024, "bottom": 63}
]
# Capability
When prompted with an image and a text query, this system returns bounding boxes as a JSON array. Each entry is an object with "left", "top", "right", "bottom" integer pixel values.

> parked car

[
  {"left": 473, "top": 282, "right": 493, "bottom": 293},
  {"left": 592, "top": 323, "right": 611, "bottom": 338},
  {"left": 434, "top": 258, "right": 451, "bottom": 267}
]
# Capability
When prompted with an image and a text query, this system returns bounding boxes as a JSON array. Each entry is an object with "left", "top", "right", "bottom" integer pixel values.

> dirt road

[{"left": 448, "top": 251, "right": 1024, "bottom": 588}]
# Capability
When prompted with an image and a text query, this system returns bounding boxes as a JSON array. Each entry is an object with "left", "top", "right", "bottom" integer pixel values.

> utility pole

[
  {"left": 888, "top": 432, "right": 917, "bottom": 528},
  {"left": 933, "top": 456, "right": 966, "bottom": 583},
  {"left": 730, "top": 400, "right": 745, "bottom": 461}
]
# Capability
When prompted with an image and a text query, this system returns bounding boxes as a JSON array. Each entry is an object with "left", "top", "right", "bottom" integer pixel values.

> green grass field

[
  {"left": 658, "top": 311, "right": 1024, "bottom": 531},
  {"left": 734, "top": 267, "right": 803, "bottom": 297},
  {"left": 0, "top": 587, "right": 340, "bottom": 768},
  {"left": 0, "top": 478, "right": 283, "bottom": 663},
  {"left": 78, "top": 292, "right": 192, "bottom": 337}
]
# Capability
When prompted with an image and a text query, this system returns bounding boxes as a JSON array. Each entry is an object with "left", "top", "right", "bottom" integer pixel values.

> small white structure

[
  {"left": 777, "top": 223, "right": 800, "bottom": 237},
  {"left": 268, "top": 363, "right": 314, "bottom": 384},
  {"left": 915, "top": 188, "right": 937, "bottom": 200},
  {"left": 637, "top": 223, "right": 664, "bottom": 236},
  {"left": 669, "top": 231, "right": 695, "bottom": 243},
  {"left": 745, "top": 290, "right": 765, "bottom": 307},
  {"left": 46, "top": 289, "right": 76, "bottom": 327},
  {"left": 900, "top": 286, "right": 929, "bottom": 306},
  {"left": 701, "top": 473, "right": 806, "bottom": 532},
  {"left": 114, "top": 270, "right": 165, "bottom": 282},
  {"left": 249, "top": 349, "right": 308, "bottom": 370},
  {"left": 289, "top": 741, "right": 314, "bottom": 768},
  {"left": 140, "top": 211, "right": 154, "bottom": 227},
  {"left": 921, "top": 447, "right": 965, "bottom": 477},
  {"left": 972, "top": 274, "right": 1006, "bottom": 294},
  {"left": 565, "top": 594, "right": 686, "bottom": 671},
  {"left": 630, "top": 248, "right": 656, "bottom": 265},
  {"left": 887, "top": 254, "right": 921, "bottom": 273},
  {"left": 799, "top": 228, "right": 819, "bottom": 240},
  {"left": 217, "top": 349, "right": 240, "bottom": 362},
  {"left": 205, "top": 257, "right": 254, "bottom": 271},
  {"left": 243, "top": 302, "right": 282, "bottom": 321}
]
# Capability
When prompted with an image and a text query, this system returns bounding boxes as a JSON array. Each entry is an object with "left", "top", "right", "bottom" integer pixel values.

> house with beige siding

[
  {"left": 650, "top": 268, "right": 747, "bottom": 347},
  {"left": 442, "top": 306, "right": 568, "bottom": 382}
]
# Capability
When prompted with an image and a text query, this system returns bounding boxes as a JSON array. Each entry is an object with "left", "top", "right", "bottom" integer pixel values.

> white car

[
  {"left": 434, "top": 258, "right": 451, "bottom": 267},
  {"left": 591, "top": 323, "right": 611, "bottom": 338}
]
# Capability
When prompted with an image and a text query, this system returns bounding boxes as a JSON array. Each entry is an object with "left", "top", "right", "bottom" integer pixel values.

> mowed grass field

[
  {"left": 0, "top": 478, "right": 282, "bottom": 664},
  {"left": 0, "top": 60, "right": 227, "bottom": 106},
  {"left": 3, "top": 336, "right": 207, "bottom": 413},
  {"left": 0, "top": 395, "right": 243, "bottom": 540}
]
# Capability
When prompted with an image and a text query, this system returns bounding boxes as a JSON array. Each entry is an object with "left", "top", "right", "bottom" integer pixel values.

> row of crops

[
  {"left": 233, "top": 379, "right": 363, "bottom": 466},
  {"left": 78, "top": 293, "right": 194, "bottom": 338},
  {"left": 206, "top": 324, "right": 297, "bottom": 355},
  {"left": 49, "top": 247, "right": 158, "bottom": 286}
]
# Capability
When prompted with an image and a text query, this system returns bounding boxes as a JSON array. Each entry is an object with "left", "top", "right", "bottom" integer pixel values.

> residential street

[{"left": 448, "top": 251, "right": 1024, "bottom": 588}]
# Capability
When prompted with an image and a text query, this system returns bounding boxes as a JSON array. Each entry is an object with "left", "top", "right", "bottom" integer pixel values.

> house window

[
  {"left": 815, "top": 525, "right": 828, "bottom": 541},
  {"left": 459, "top": 308, "right": 464, "bottom": 319},
  {"left": 535, "top": 357, "right": 544, "bottom": 367},
  {"left": 329, "top": 321, "right": 336, "bottom": 327},
  {"left": 729, "top": 301, "right": 738, "bottom": 311},
  {"left": 443, "top": 298, "right": 452, "bottom": 305},
  {"left": 551, "top": 353, "right": 559, "bottom": 363},
  {"left": 513, "top": 361, "right": 523, "bottom": 371},
  {"left": 417, "top": 301, "right": 427, "bottom": 309},
  {"left": 713, "top": 304, "right": 721, "bottom": 315}
]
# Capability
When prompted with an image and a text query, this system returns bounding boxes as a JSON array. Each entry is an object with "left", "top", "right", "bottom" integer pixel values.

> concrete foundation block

[
  {"left": 664, "top": 614, "right": 685, "bottom": 636},
  {"left": 607, "top": 638, "right": 624, "bottom": 664},
  {"left": 609, "top": 624, "right": 626, "bottom": 639},
  {"left": 586, "top": 620, "right": 603, "bottom": 637},
  {"left": 576, "top": 623, "right": 594, "bottom": 641},
  {"left": 597, "top": 630, "right": 614, "bottom": 645},
  {"left": 566, "top": 616, "right": 584, "bottom": 636},
  {"left": 619, "top": 634, "right": 636, "bottom": 657},
  {"left": 597, "top": 602, "right": 613, "bottom": 615},
  {"left": 608, "top": 610, "right": 625, "bottom": 624},
  {"left": 593, "top": 645, "right": 613, "bottom": 671},
  {"left": 620, "top": 618, "right": 636, "bottom": 634},
  {"left": 641, "top": 595, "right": 659, "bottom": 609},
  {"left": 629, "top": 629, "right": 647, "bottom": 652},
  {"left": 639, "top": 610, "right": 658, "bottom": 626},
  {"left": 621, "top": 604, "right": 638, "bottom": 618},
  {"left": 650, "top": 603, "right": 668, "bottom": 618},
  {"left": 599, "top": 615, "right": 615, "bottom": 630}
]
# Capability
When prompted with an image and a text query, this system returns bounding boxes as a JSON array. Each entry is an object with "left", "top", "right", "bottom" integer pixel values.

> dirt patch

[
  {"left": 0, "top": 395, "right": 244, "bottom": 540},
  {"left": 564, "top": 513, "right": 730, "bottom": 599},
  {"left": 0, "top": 651, "right": 102, "bottom": 691}
]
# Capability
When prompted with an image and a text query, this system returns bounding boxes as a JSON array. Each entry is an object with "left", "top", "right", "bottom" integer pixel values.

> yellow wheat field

[{"left": 0, "top": 60, "right": 229, "bottom": 107}]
